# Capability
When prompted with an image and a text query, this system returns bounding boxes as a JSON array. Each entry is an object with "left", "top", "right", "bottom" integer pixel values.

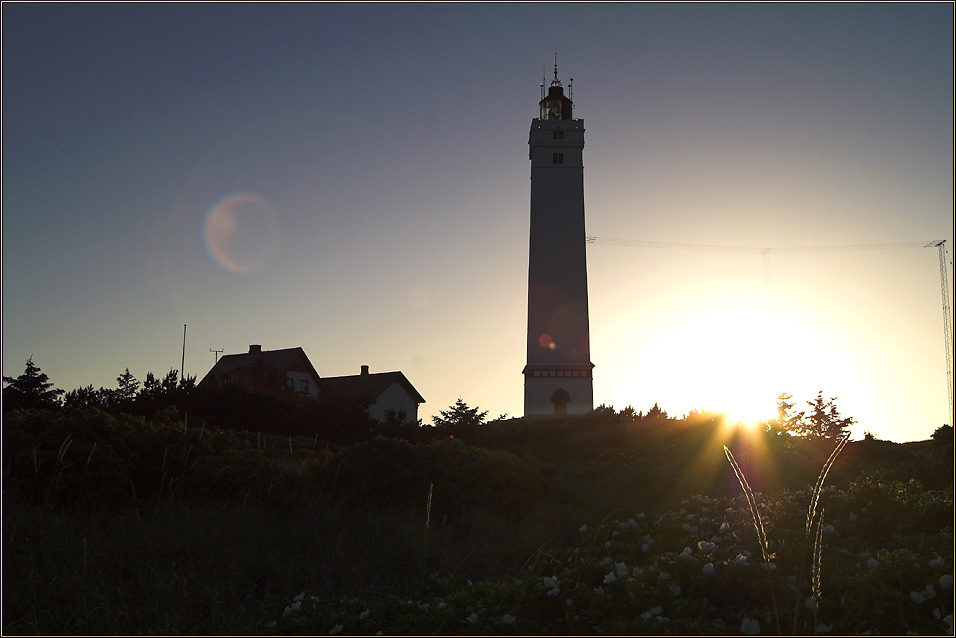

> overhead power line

[{"left": 585, "top": 236, "right": 932, "bottom": 254}]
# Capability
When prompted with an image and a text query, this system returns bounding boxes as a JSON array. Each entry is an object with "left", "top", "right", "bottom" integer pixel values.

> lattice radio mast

[{"left": 927, "top": 240, "right": 953, "bottom": 422}]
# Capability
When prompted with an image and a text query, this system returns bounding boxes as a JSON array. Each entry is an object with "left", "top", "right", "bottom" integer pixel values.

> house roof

[
  {"left": 318, "top": 370, "right": 425, "bottom": 404},
  {"left": 199, "top": 346, "right": 321, "bottom": 388}
]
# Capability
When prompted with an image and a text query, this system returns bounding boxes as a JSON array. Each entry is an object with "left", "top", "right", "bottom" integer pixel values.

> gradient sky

[{"left": 3, "top": 4, "right": 953, "bottom": 442}]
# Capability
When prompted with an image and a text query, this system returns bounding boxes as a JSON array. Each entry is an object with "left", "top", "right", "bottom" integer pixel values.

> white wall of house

[
  {"left": 285, "top": 371, "right": 319, "bottom": 397},
  {"left": 370, "top": 383, "right": 420, "bottom": 423}
]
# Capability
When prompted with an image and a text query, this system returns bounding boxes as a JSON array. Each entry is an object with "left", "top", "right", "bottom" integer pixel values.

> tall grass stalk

[
  {"left": 810, "top": 508, "right": 825, "bottom": 631},
  {"left": 723, "top": 445, "right": 781, "bottom": 634},
  {"left": 793, "top": 433, "right": 849, "bottom": 634},
  {"left": 425, "top": 483, "right": 434, "bottom": 529}
]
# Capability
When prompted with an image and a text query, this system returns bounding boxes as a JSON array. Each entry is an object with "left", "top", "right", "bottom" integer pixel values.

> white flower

[
  {"left": 849, "top": 512, "right": 857, "bottom": 521},
  {"left": 641, "top": 606, "right": 663, "bottom": 620},
  {"left": 911, "top": 591, "right": 926, "bottom": 604},
  {"left": 922, "top": 584, "right": 937, "bottom": 599},
  {"left": 669, "top": 584, "right": 682, "bottom": 596},
  {"left": 466, "top": 613, "right": 478, "bottom": 623},
  {"left": 761, "top": 562, "right": 777, "bottom": 571},
  {"left": 698, "top": 540, "right": 717, "bottom": 552},
  {"left": 266, "top": 620, "right": 277, "bottom": 628},
  {"left": 816, "top": 623, "right": 833, "bottom": 633},
  {"left": 641, "top": 543, "right": 651, "bottom": 552},
  {"left": 735, "top": 554, "right": 750, "bottom": 566},
  {"left": 360, "top": 609, "right": 371, "bottom": 619},
  {"left": 329, "top": 625, "right": 343, "bottom": 635},
  {"left": 501, "top": 614, "right": 516, "bottom": 625},
  {"left": 593, "top": 586, "right": 605, "bottom": 595},
  {"left": 806, "top": 597, "right": 817, "bottom": 610},
  {"left": 822, "top": 524, "right": 835, "bottom": 535},
  {"left": 939, "top": 574, "right": 953, "bottom": 589},
  {"left": 293, "top": 592, "right": 305, "bottom": 602},
  {"left": 702, "top": 562, "right": 715, "bottom": 574},
  {"left": 579, "top": 524, "right": 588, "bottom": 533},
  {"left": 930, "top": 556, "right": 945, "bottom": 569},
  {"left": 437, "top": 602, "right": 447, "bottom": 610},
  {"left": 867, "top": 558, "right": 880, "bottom": 569},
  {"left": 741, "top": 617, "right": 761, "bottom": 635},
  {"left": 282, "top": 607, "right": 292, "bottom": 617},
  {"left": 681, "top": 546, "right": 694, "bottom": 557},
  {"left": 615, "top": 562, "right": 629, "bottom": 577},
  {"left": 658, "top": 572, "right": 672, "bottom": 580},
  {"left": 719, "top": 521, "right": 731, "bottom": 534},
  {"left": 603, "top": 571, "right": 617, "bottom": 584},
  {"left": 290, "top": 600, "right": 302, "bottom": 612}
]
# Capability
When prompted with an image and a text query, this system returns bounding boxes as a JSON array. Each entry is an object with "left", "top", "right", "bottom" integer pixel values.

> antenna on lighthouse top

[
  {"left": 541, "top": 63, "right": 546, "bottom": 100},
  {"left": 551, "top": 49, "right": 562, "bottom": 87}
]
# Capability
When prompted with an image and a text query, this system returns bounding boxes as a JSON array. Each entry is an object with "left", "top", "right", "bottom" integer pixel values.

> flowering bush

[{"left": 268, "top": 484, "right": 953, "bottom": 635}]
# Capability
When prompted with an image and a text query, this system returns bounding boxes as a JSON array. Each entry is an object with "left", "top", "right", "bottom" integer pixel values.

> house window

[
  {"left": 300, "top": 379, "right": 308, "bottom": 393},
  {"left": 552, "top": 130, "right": 564, "bottom": 140},
  {"left": 285, "top": 378, "right": 294, "bottom": 390},
  {"left": 552, "top": 153, "right": 564, "bottom": 165}
]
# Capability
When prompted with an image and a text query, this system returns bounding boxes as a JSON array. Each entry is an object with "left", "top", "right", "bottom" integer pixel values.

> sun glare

[{"left": 613, "top": 303, "right": 852, "bottom": 427}]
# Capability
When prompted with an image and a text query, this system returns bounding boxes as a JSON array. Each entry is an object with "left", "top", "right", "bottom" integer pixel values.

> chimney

[
  {"left": 361, "top": 365, "right": 369, "bottom": 376},
  {"left": 249, "top": 344, "right": 262, "bottom": 354}
]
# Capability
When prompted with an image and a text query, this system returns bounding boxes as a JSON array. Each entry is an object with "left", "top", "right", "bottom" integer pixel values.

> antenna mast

[
  {"left": 210, "top": 347, "right": 224, "bottom": 364},
  {"left": 181, "top": 324, "right": 187, "bottom": 381},
  {"left": 927, "top": 240, "right": 954, "bottom": 422}
]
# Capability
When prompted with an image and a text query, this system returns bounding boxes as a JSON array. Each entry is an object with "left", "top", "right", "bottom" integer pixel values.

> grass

[{"left": 2, "top": 407, "right": 953, "bottom": 634}]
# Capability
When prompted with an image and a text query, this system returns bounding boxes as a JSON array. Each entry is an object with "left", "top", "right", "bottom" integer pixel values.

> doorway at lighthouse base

[{"left": 523, "top": 367, "right": 594, "bottom": 415}]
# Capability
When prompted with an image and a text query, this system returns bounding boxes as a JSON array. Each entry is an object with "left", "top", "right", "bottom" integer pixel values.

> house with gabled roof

[
  {"left": 319, "top": 365, "right": 425, "bottom": 424},
  {"left": 198, "top": 345, "right": 425, "bottom": 424},
  {"left": 199, "top": 344, "right": 321, "bottom": 396}
]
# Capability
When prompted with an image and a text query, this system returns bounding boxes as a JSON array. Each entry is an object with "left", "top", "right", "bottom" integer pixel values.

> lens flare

[
  {"left": 203, "top": 192, "right": 281, "bottom": 273},
  {"left": 538, "top": 333, "right": 556, "bottom": 349}
]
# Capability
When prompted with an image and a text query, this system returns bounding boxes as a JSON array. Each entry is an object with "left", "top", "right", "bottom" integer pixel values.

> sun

[{"left": 627, "top": 305, "right": 787, "bottom": 424}]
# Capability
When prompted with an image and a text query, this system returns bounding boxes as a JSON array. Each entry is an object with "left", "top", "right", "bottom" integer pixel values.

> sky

[{"left": 3, "top": 3, "right": 953, "bottom": 442}]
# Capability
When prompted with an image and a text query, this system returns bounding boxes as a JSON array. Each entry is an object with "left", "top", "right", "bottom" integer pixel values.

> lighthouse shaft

[{"left": 524, "top": 85, "right": 593, "bottom": 416}]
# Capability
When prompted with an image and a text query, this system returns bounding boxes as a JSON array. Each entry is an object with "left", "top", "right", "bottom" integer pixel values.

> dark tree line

[{"left": 2, "top": 358, "right": 425, "bottom": 443}]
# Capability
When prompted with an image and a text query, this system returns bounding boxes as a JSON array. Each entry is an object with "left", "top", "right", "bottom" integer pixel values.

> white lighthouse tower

[{"left": 523, "top": 62, "right": 594, "bottom": 416}]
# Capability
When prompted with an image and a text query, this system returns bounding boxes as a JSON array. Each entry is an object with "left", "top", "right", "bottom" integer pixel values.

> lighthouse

[{"left": 523, "top": 62, "right": 594, "bottom": 416}]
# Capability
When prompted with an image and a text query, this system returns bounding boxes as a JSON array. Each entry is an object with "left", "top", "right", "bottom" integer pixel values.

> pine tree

[
  {"left": 2, "top": 357, "right": 64, "bottom": 412},
  {"left": 432, "top": 398, "right": 488, "bottom": 430}
]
